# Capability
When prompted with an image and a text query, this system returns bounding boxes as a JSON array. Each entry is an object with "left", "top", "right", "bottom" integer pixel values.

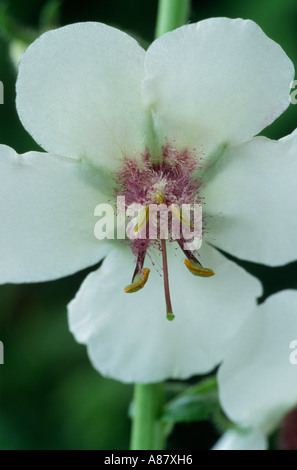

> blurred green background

[{"left": 0, "top": 0, "right": 296, "bottom": 450}]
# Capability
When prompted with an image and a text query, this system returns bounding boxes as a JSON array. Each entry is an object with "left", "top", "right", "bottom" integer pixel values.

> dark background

[{"left": 0, "top": 0, "right": 296, "bottom": 450}]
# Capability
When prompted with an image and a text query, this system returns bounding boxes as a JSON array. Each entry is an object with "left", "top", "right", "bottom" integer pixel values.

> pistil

[{"left": 161, "top": 239, "right": 174, "bottom": 321}]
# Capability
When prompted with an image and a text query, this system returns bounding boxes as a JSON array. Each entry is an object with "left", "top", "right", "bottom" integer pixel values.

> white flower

[
  {"left": 215, "top": 290, "right": 297, "bottom": 450},
  {"left": 212, "top": 428, "right": 267, "bottom": 451},
  {"left": 0, "top": 18, "right": 296, "bottom": 383}
]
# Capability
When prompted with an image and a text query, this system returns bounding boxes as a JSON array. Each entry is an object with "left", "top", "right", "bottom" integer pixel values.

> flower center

[{"left": 116, "top": 143, "right": 215, "bottom": 320}]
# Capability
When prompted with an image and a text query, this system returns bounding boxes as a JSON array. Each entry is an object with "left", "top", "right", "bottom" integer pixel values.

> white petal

[
  {"left": 202, "top": 132, "right": 297, "bottom": 265},
  {"left": 218, "top": 290, "right": 297, "bottom": 433},
  {"left": 16, "top": 22, "right": 152, "bottom": 172},
  {"left": 0, "top": 145, "right": 112, "bottom": 283},
  {"left": 212, "top": 429, "right": 267, "bottom": 451},
  {"left": 143, "top": 18, "right": 294, "bottom": 157},
  {"left": 68, "top": 242, "right": 261, "bottom": 383}
]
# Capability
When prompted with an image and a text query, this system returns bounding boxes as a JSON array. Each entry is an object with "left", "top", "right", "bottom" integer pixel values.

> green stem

[
  {"left": 155, "top": 0, "right": 191, "bottom": 38},
  {"left": 130, "top": 382, "right": 165, "bottom": 450}
]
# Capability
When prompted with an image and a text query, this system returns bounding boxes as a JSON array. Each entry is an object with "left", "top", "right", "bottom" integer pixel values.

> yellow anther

[
  {"left": 171, "top": 205, "right": 194, "bottom": 228},
  {"left": 124, "top": 268, "right": 150, "bottom": 293},
  {"left": 156, "top": 191, "right": 165, "bottom": 204},
  {"left": 184, "top": 259, "right": 215, "bottom": 277},
  {"left": 134, "top": 206, "right": 149, "bottom": 233}
]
